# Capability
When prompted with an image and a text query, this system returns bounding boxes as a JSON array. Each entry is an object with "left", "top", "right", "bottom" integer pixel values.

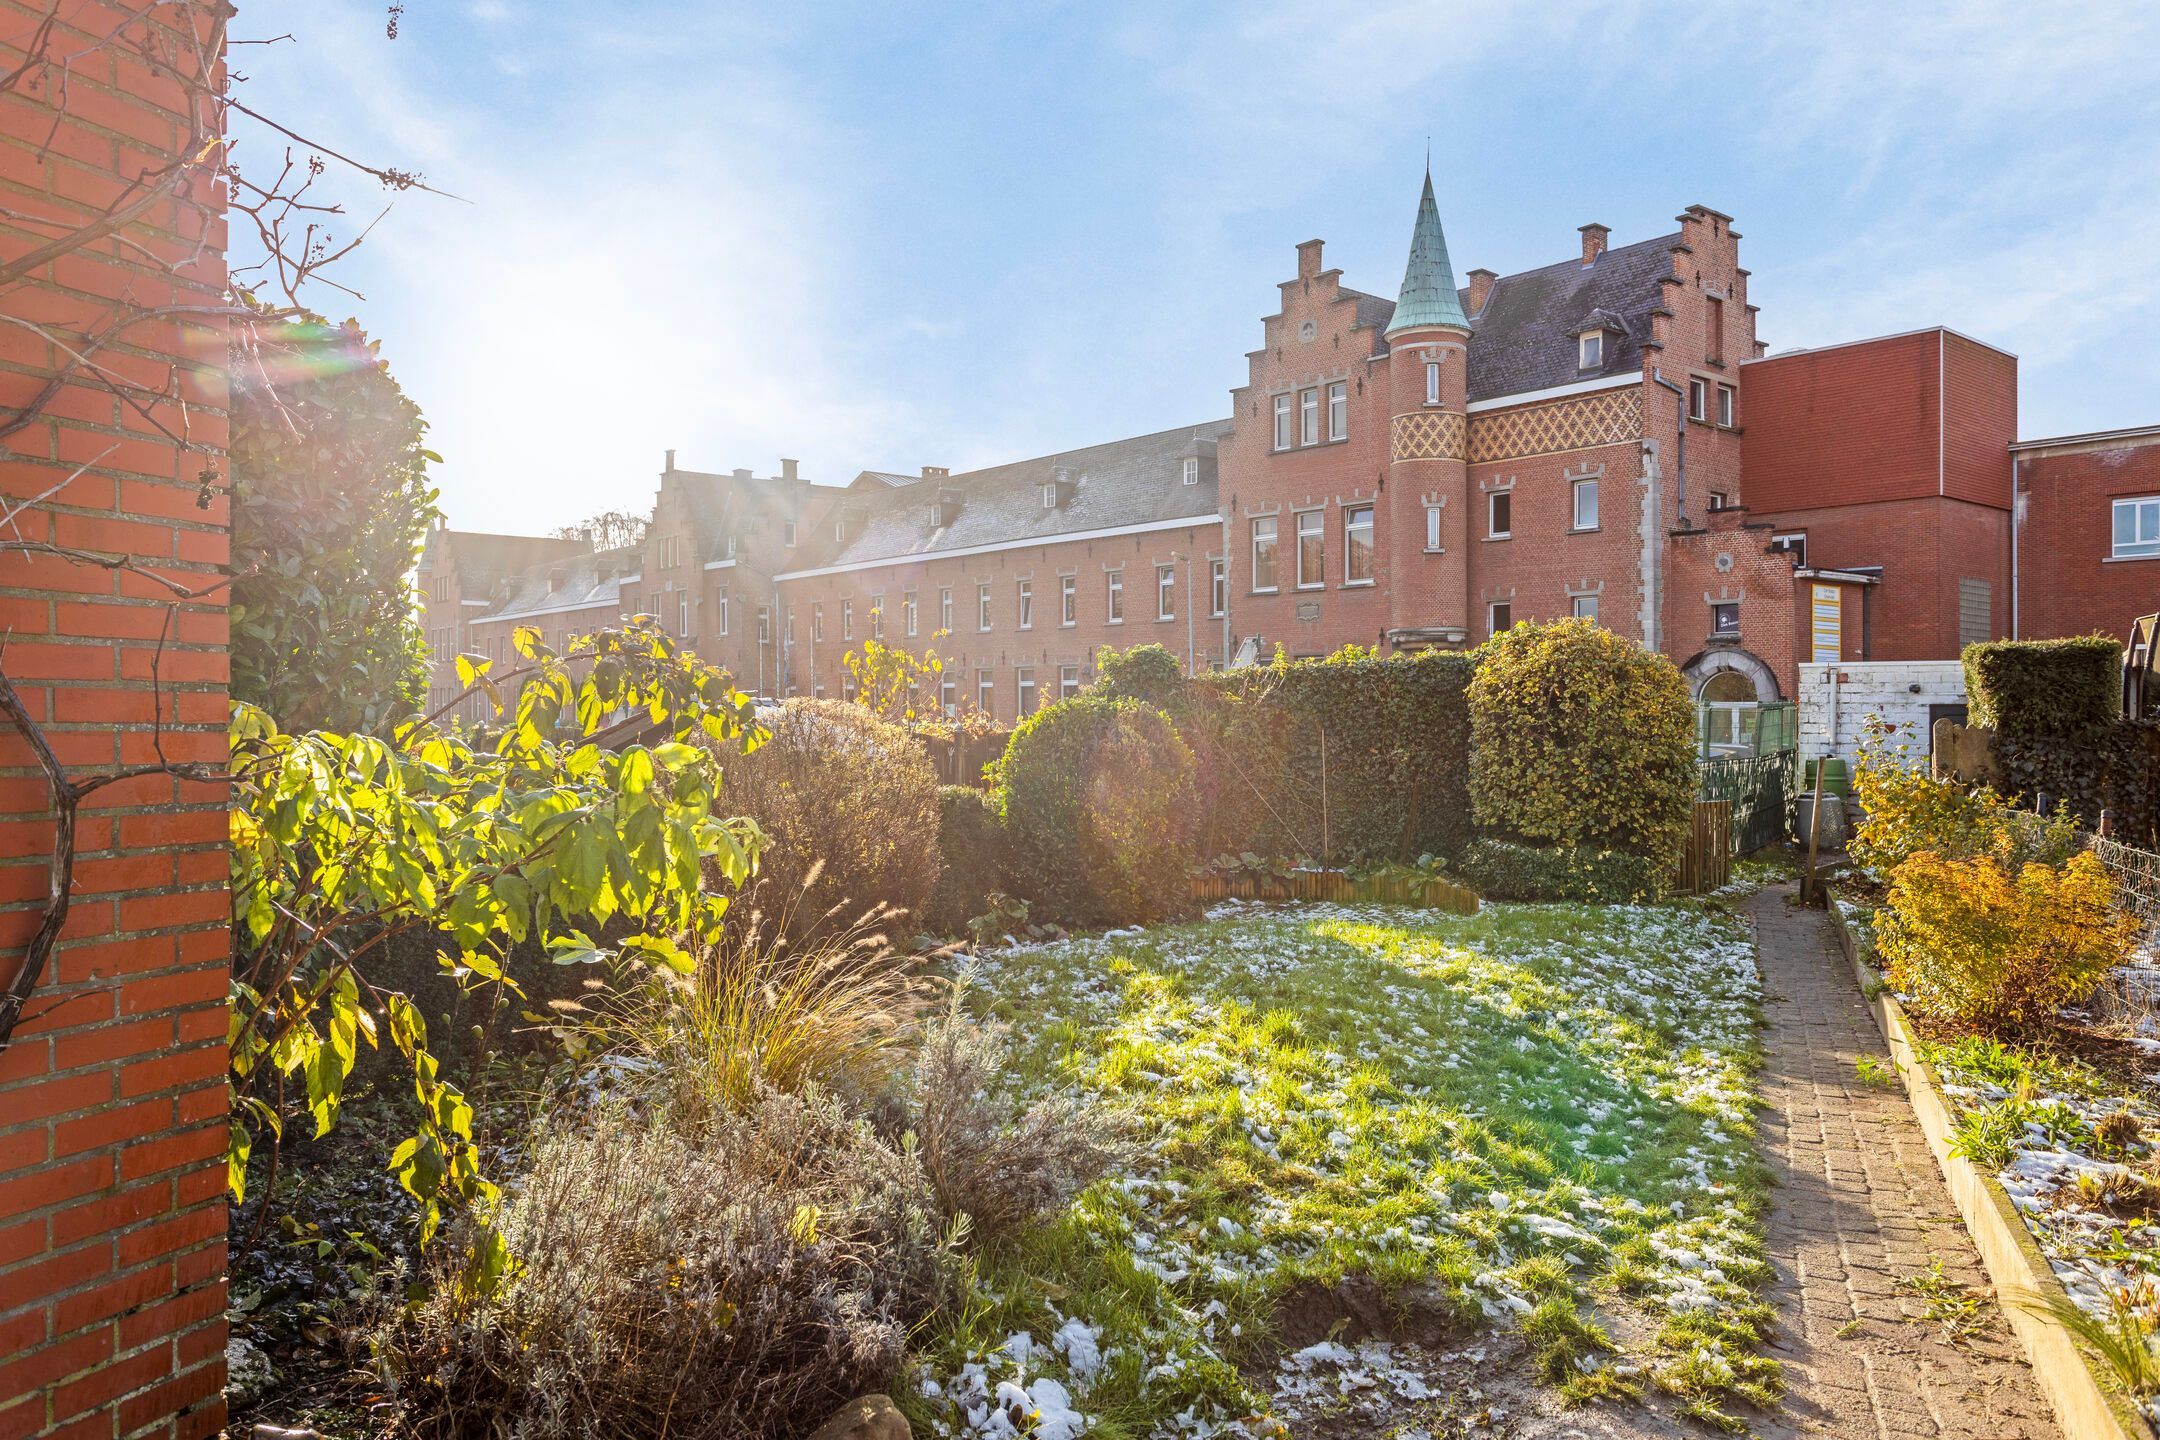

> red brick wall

[
  {"left": 1942, "top": 332, "right": 2016, "bottom": 509},
  {"left": 2015, "top": 431, "right": 2160, "bottom": 641},
  {"left": 0, "top": 4, "right": 230, "bottom": 1436},
  {"left": 1741, "top": 329, "right": 1962, "bottom": 512}
]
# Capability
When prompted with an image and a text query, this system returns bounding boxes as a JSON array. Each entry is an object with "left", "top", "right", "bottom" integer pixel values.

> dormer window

[
  {"left": 1182, "top": 457, "right": 1200, "bottom": 485},
  {"left": 834, "top": 519, "right": 845, "bottom": 542},
  {"left": 783, "top": 520, "right": 796, "bottom": 547},
  {"left": 1042, "top": 483, "right": 1057, "bottom": 509},
  {"left": 1578, "top": 331, "right": 1604, "bottom": 369}
]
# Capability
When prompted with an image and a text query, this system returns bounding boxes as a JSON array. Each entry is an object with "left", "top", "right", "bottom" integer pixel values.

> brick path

[{"left": 1745, "top": 885, "right": 2058, "bottom": 1440}]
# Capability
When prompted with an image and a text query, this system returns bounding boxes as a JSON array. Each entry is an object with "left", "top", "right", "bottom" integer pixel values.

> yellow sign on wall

[{"left": 1811, "top": 584, "right": 1841, "bottom": 664}]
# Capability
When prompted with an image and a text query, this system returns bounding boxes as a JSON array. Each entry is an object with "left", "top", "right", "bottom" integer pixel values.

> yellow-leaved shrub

[
  {"left": 1877, "top": 838, "right": 2133, "bottom": 1033},
  {"left": 1849, "top": 719, "right": 2080, "bottom": 879}
]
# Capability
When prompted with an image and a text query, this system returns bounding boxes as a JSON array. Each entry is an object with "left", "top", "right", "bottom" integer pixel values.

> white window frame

[
  {"left": 1424, "top": 505, "right": 1443, "bottom": 552},
  {"left": 783, "top": 519, "right": 796, "bottom": 547},
  {"left": 1157, "top": 563, "right": 1176, "bottom": 620},
  {"left": 976, "top": 668, "right": 994, "bottom": 718},
  {"left": 1210, "top": 559, "right": 1227, "bottom": 617},
  {"left": 1344, "top": 504, "right": 1374, "bottom": 585},
  {"left": 1106, "top": 568, "right": 1124, "bottom": 623},
  {"left": 1489, "top": 601, "right": 1513, "bottom": 636},
  {"left": 1059, "top": 664, "right": 1080, "bottom": 699},
  {"left": 2113, "top": 496, "right": 2160, "bottom": 559},
  {"left": 1771, "top": 532, "right": 1807, "bottom": 568},
  {"left": 1572, "top": 594, "right": 1599, "bottom": 624},
  {"left": 901, "top": 590, "right": 917, "bottom": 638},
  {"left": 717, "top": 590, "right": 730, "bottom": 636},
  {"left": 1424, "top": 360, "right": 1441, "bottom": 406},
  {"left": 1017, "top": 578, "right": 1033, "bottom": 630},
  {"left": 1015, "top": 667, "right": 1036, "bottom": 716},
  {"left": 1182, "top": 456, "right": 1200, "bottom": 485},
  {"left": 756, "top": 606, "right": 770, "bottom": 645},
  {"left": 842, "top": 599, "right": 854, "bottom": 641},
  {"left": 1061, "top": 574, "right": 1078, "bottom": 627},
  {"left": 1578, "top": 331, "right": 1603, "bottom": 369},
  {"left": 1688, "top": 377, "right": 1708, "bottom": 421},
  {"left": 1299, "top": 388, "right": 1319, "bottom": 446},
  {"left": 978, "top": 582, "right": 992, "bottom": 632},
  {"left": 834, "top": 519, "right": 845, "bottom": 543},
  {"left": 1327, "top": 381, "right": 1347, "bottom": 440},
  {"left": 870, "top": 592, "right": 884, "bottom": 638},
  {"left": 1295, "top": 510, "right": 1324, "bottom": 589},
  {"left": 939, "top": 673, "right": 956, "bottom": 716},
  {"left": 810, "top": 600, "right": 822, "bottom": 643},
  {"left": 1273, "top": 393, "right": 1293, "bottom": 450},
  {"left": 1572, "top": 477, "right": 1599, "bottom": 531},
  {"left": 939, "top": 586, "right": 953, "bottom": 632},
  {"left": 679, "top": 595, "right": 690, "bottom": 637},
  {"left": 1716, "top": 383, "right": 1736, "bottom": 428},
  {"left": 1251, "top": 516, "right": 1279, "bottom": 592},
  {"left": 1488, "top": 490, "right": 1512, "bottom": 540}
]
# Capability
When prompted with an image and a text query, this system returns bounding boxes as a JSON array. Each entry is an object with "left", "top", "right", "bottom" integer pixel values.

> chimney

[
  {"left": 664, "top": 448, "right": 676, "bottom": 471},
  {"left": 1466, "top": 267, "right": 1497, "bottom": 315},
  {"left": 1296, "top": 238, "right": 1324, "bottom": 279},
  {"left": 921, "top": 465, "right": 949, "bottom": 480},
  {"left": 732, "top": 468, "right": 751, "bottom": 481},
  {"left": 1579, "top": 224, "right": 1609, "bottom": 264},
  {"left": 780, "top": 457, "right": 799, "bottom": 481}
]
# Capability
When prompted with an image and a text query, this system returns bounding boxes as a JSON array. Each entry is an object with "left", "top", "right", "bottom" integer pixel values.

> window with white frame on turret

[
  {"left": 1327, "top": 382, "right": 1347, "bottom": 440},
  {"left": 1273, "top": 393, "right": 1293, "bottom": 450},
  {"left": 1425, "top": 505, "right": 1443, "bottom": 552},
  {"left": 1344, "top": 506, "right": 1374, "bottom": 584},
  {"left": 1424, "top": 360, "right": 1441, "bottom": 406},
  {"left": 1251, "top": 516, "right": 1279, "bottom": 591}
]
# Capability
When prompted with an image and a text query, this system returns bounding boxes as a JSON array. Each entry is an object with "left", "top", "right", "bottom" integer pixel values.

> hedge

[
  {"left": 1459, "top": 839, "right": 1667, "bottom": 904},
  {"left": 1180, "top": 649, "right": 1476, "bottom": 865},
  {"left": 1963, "top": 634, "right": 2120, "bottom": 738},
  {"left": 989, "top": 693, "right": 1198, "bottom": 929},
  {"left": 922, "top": 785, "right": 1007, "bottom": 935}
]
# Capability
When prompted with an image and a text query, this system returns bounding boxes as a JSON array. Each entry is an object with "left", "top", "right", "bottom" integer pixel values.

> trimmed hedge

[
  {"left": 1994, "top": 723, "right": 2160, "bottom": 846},
  {"left": 922, "top": 785, "right": 1007, "bottom": 936},
  {"left": 1181, "top": 649, "right": 1477, "bottom": 865},
  {"left": 1459, "top": 839, "right": 1667, "bottom": 904},
  {"left": 990, "top": 694, "right": 1198, "bottom": 929},
  {"left": 1468, "top": 620, "right": 1696, "bottom": 862},
  {"left": 1963, "top": 635, "right": 2120, "bottom": 738}
]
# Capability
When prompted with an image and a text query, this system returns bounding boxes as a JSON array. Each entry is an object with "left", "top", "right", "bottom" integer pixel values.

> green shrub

[
  {"left": 1468, "top": 619, "right": 1695, "bottom": 861},
  {"left": 1964, "top": 635, "right": 2120, "bottom": 739},
  {"left": 710, "top": 698, "right": 940, "bottom": 938},
  {"left": 922, "top": 785, "right": 1007, "bottom": 936},
  {"left": 1850, "top": 722, "right": 2084, "bottom": 878},
  {"left": 1093, "top": 641, "right": 1185, "bottom": 706},
  {"left": 1185, "top": 650, "right": 1476, "bottom": 864},
  {"left": 989, "top": 694, "right": 1197, "bottom": 928},
  {"left": 1460, "top": 838, "right": 1668, "bottom": 903}
]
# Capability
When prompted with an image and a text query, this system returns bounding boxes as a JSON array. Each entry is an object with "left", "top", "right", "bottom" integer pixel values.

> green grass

[{"left": 907, "top": 899, "right": 1781, "bottom": 1435}]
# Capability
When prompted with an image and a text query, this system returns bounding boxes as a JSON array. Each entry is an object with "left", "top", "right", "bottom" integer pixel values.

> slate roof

[
  {"left": 788, "top": 421, "right": 1230, "bottom": 574},
  {"left": 472, "top": 544, "right": 642, "bottom": 623},
  {"left": 421, "top": 528, "right": 585, "bottom": 591},
  {"left": 1384, "top": 172, "right": 1470, "bottom": 335},
  {"left": 1459, "top": 230, "right": 1679, "bottom": 403}
]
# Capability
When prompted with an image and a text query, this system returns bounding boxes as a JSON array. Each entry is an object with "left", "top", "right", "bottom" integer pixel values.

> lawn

[{"left": 910, "top": 898, "right": 1779, "bottom": 1438}]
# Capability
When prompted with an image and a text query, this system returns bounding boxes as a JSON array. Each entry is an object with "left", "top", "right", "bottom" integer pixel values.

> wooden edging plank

[{"left": 1825, "top": 901, "right": 2155, "bottom": 1440}]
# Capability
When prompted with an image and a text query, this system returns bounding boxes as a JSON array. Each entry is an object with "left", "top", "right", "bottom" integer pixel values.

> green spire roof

[{"left": 1385, "top": 170, "right": 1469, "bottom": 336}]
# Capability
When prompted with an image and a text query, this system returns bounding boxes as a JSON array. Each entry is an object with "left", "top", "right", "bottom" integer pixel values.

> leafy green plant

[
  {"left": 925, "top": 785, "right": 1009, "bottom": 936},
  {"left": 2011, "top": 1285, "right": 2160, "bottom": 1396},
  {"left": 228, "top": 618, "right": 765, "bottom": 1278},
  {"left": 1460, "top": 837, "right": 1667, "bottom": 903},
  {"left": 1854, "top": 1056, "right": 1897, "bottom": 1089},
  {"left": 1897, "top": 1259, "right": 1985, "bottom": 1343},
  {"left": 965, "top": 891, "right": 1047, "bottom": 951},
  {"left": 1948, "top": 1103, "right": 2034, "bottom": 1170}
]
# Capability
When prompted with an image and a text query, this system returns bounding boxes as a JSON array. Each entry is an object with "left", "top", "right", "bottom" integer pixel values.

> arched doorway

[
  {"left": 1682, "top": 647, "right": 1784, "bottom": 758},
  {"left": 1700, "top": 670, "right": 1759, "bottom": 756}
]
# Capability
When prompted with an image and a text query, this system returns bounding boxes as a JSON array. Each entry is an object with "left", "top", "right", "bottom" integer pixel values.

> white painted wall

[{"left": 1796, "top": 660, "right": 1967, "bottom": 762}]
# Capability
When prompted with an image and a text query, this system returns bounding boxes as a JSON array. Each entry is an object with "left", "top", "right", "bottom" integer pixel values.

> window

[
  {"left": 1016, "top": 667, "right": 1036, "bottom": 716},
  {"left": 1770, "top": 532, "right": 1807, "bottom": 568},
  {"left": 1424, "top": 505, "right": 1443, "bottom": 551},
  {"left": 1578, "top": 331, "right": 1603, "bottom": 369},
  {"left": 811, "top": 601, "right": 823, "bottom": 642},
  {"left": 1182, "top": 457, "right": 1200, "bottom": 485},
  {"left": 432, "top": 575, "right": 451, "bottom": 602},
  {"left": 834, "top": 518, "right": 845, "bottom": 543},
  {"left": 1299, "top": 388, "right": 1319, "bottom": 446},
  {"left": 1157, "top": 564, "right": 1176, "bottom": 620},
  {"left": 1210, "top": 559, "right": 1227, "bottom": 617},
  {"left": 1959, "top": 577, "right": 1992, "bottom": 648},
  {"left": 1688, "top": 377, "right": 1708, "bottom": 421},
  {"left": 870, "top": 593, "right": 884, "bottom": 638},
  {"left": 1424, "top": 360, "right": 1440, "bottom": 406},
  {"left": 1041, "top": 483, "right": 1057, "bottom": 509},
  {"left": 940, "top": 674, "right": 956, "bottom": 715},
  {"left": 783, "top": 519, "right": 796, "bottom": 547},
  {"left": 1489, "top": 601, "right": 1513, "bottom": 636},
  {"left": 756, "top": 606, "right": 770, "bottom": 645},
  {"left": 1706, "top": 296, "right": 1724, "bottom": 364},
  {"left": 976, "top": 668, "right": 994, "bottom": 718},
  {"left": 717, "top": 589, "right": 730, "bottom": 636},
  {"left": 842, "top": 673, "right": 857, "bottom": 703},
  {"left": 1273, "top": 393, "right": 1293, "bottom": 450},
  {"left": 903, "top": 590, "right": 918, "bottom": 637},
  {"left": 1488, "top": 490, "right": 1512, "bottom": 539},
  {"left": 1327, "top": 382, "right": 1347, "bottom": 440},
  {"left": 679, "top": 595, "right": 690, "bottom": 637},
  {"left": 1708, "top": 490, "right": 1729, "bottom": 512},
  {"left": 842, "top": 599, "right": 854, "bottom": 641},
  {"left": 1716, "top": 384, "right": 1736, "bottom": 428},
  {"left": 1572, "top": 477, "right": 1599, "bottom": 531},
  {"left": 978, "top": 582, "right": 992, "bottom": 631},
  {"left": 939, "top": 587, "right": 953, "bottom": 632},
  {"left": 1700, "top": 671, "right": 1758, "bottom": 756},
  {"left": 2114, "top": 497, "right": 2160, "bottom": 559},
  {"left": 1296, "top": 510, "right": 1324, "bottom": 588},
  {"left": 1344, "top": 505, "right": 1374, "bottom": 584},
  {"left": 1713, "top": 601, "right": 1740, "bottom": 635},
  {"left": 1060, "top": 574, "right": 1077, "bottom": 626},
  {"left": 1017, "top": 579, "right": 1033, "bottom": 629},
  {"left": 1059, "top": 664, "right": 1080, "bottom": 699},
  {"left": 1572, "top": 594, "right": 1599, "bottom": 624},
  {"left": 1106, "top": 568, "right": 1124, "bottom": 623},
  {"left": 1251, "top": 516, "right": 1278, "bottom": 591}
]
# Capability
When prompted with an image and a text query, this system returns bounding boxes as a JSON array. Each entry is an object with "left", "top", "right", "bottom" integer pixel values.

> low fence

[
  {"left": 1700, "top": 748, "right": 1796, "bottom": 856},
  {"left": 1676, "top": 799, "right": 1734, "bottom": 893},
  {"left": 1190, "top": 867, "right": 1479, "bottom": 914}
]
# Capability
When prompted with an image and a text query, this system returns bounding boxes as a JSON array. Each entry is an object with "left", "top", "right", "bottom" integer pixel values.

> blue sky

[{"left": 234, "top": 1, "right": 2160, "bottom": 535}]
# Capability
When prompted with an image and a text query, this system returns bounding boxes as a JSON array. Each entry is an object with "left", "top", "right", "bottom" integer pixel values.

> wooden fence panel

[{"left": 1677, "top": 799, "right": 1733, "bottom": 893}]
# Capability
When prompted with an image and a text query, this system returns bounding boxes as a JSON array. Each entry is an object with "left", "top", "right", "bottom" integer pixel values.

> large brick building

[{"left": 421, "top": 173, "right": 2156, "bottom": 739}]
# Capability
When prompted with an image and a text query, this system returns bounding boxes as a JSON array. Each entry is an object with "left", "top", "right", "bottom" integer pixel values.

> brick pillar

[{"left": 0, "top": 4, "right": 231, "bottom": 1437}]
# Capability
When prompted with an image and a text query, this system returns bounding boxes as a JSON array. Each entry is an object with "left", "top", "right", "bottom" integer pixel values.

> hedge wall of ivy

[
  {"left": 1963, "top": 635, "right": 2120, "bottom": 738},
  {"left": 1458, "top": 839, "right": 1668, "bottom": 904},
  {"left": 922, "top": 785, "right": 1008, "bottom": 935},
  {"left": 1177, "top": 649, "right": 1476, "bottom": 865}
]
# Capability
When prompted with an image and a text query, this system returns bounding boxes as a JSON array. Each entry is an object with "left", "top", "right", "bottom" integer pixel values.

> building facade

[
  {"left": 418, "top": 174, "right": 2156, "bottom": 742},
  {"left": 2011, "top": 425, "right": 2160, "bottom": 643}
]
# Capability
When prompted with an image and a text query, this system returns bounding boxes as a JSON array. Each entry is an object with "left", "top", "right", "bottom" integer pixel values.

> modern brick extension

[{"left": 0, "top": 3, "right": 231, "bottom": 1437}]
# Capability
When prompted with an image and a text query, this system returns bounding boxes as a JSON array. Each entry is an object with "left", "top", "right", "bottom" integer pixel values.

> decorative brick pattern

[
  {"left": 1467, "top": 386, "right": 1641, "bottom": 464},
  {"left": 1388, "top": 410, "right": 1464, "bottom": 462}
]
